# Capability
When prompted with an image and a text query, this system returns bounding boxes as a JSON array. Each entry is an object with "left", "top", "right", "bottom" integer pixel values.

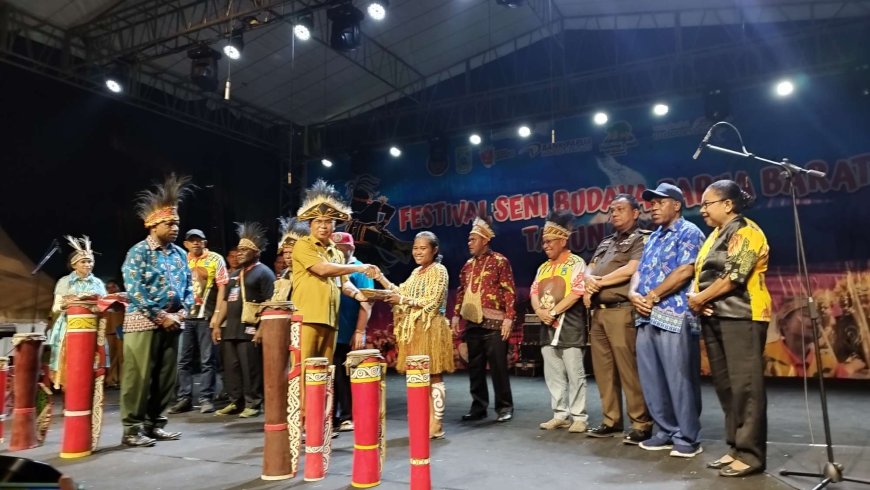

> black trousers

[
  {"left": 465, "top": 326, "right": 513, "bottom": 415},
  {"left": 332, "top": 342, "right": 353, "bottom": 423},
  {"left": 221, "top": 339, "right": 263, "bottom": 409},
  {"left": 701, "top": 317, "right": 768, "bottom": 469}
]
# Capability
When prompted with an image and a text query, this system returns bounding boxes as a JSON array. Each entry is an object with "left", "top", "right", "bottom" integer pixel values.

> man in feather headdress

[
  {"left": 292, "top": 179, "right": 379, "bottom": 363},
  {"left": 211, "top": 222, "right": 274, "bottom": 418},
  {"left": 120, "top": 174, "right": 194, "bottom": 448}
]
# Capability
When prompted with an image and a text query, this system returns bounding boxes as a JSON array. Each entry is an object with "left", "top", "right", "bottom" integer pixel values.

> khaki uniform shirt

[
  {"left": 588, "top": 226, "right": 647, "bottom": 304},
  {"left": 291, "top": 235, "right": 346, "bottom": 328}
]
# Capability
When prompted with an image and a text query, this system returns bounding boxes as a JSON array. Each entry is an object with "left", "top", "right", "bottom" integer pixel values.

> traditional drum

[
  {"left": 406, "top": 355, "right": 432, "bottom": 490},
  {"left": 9, "top": 333, "right": 45, "bottom": 451},
  {"left": 257, "top": 301, "right": 302, "bottom": 481},
  {"left": 59, "top": 301, "right": 100, "bottom": 458},
  {"left": 0, "top": 357, "right": 8, "bottom": 443},
  {"left": 345, "top": 349, "right": 387, "bottom": 488},
  {"left": 303, "top": 357, "right": 334, "bottom": 482}
]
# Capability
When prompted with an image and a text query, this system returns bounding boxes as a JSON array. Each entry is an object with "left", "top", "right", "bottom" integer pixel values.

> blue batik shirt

[
  {"left": 337, "top": 257, "right": 374, "bottom": 345},
  {"left": 122, "top": 235, "right": 194, "bottom": 332},
  {"left": 634, "top": 217, "right": 705, "bottom": 333}
]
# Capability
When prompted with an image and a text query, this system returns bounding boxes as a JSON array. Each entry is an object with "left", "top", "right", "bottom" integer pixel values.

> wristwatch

[{"left": 649, "top": 291, "right": 661, "bottom": 304}]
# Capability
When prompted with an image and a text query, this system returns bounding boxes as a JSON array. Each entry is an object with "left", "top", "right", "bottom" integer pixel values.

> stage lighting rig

[
  {"left": 327, "top": 2, "right": 364, "bottom": 52},
  {"left": 223, "top": 27, "right": 244, "bottom": 60},
  {"left": 188, "top": 45, "right": 222, "bottom": 92},
  {"left": 367, "top": 1, "right": 388, "bottom": 21},
  {"left": 103, "top": 61, "right": 129, "bottom": 94},
  {"left": 294, "top": 13, "right": 314, "bottom": 41}
]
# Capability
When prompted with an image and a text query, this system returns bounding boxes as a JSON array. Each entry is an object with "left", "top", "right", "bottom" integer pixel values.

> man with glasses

[{"left": 629, "top": 183, "right": 706, "bottom": 458}]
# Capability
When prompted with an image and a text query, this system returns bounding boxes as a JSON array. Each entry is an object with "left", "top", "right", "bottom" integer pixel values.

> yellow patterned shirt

[{"left": 694, "top": 216, "right": 771, "bottom": 322}]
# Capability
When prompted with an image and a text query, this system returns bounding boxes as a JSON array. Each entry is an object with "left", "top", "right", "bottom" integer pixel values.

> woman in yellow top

[
  {"left": 376, "top": 231, "right": 455, "bottom": 439},
  {"left": 688, "top": 180, "right": 771, "bottom": 478}
]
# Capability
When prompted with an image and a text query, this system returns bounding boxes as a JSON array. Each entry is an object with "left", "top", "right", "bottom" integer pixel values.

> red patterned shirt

[{"left": 453, "top": 250, "right": 517, "bottom": 322}]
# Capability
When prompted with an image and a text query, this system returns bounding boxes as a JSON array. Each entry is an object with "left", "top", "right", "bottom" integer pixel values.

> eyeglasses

[{"left": 700, "top": 199, "right": 727, "bottom": 210}]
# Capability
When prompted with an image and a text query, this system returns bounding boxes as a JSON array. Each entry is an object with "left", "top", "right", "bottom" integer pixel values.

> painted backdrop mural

[{"left": 316, "top": 73, "right": 870, "bottom": 378}]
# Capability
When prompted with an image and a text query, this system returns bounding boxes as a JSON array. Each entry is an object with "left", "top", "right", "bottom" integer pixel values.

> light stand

[{"left": 696, "top": 122, "right": 870, "bottom": 490}]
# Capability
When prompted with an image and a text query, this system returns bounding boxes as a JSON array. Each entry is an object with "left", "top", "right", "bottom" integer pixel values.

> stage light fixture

[
  {"left": 103, "top": 61, "right": 130, "bottom": 94},
  {"left": 367, "top": 1, "right": 388, "bottom": 21},
  {"left": 518, "top": 125, "right": 531, "bottom": 138},
  {"left": 775, "top": 79, "right": 795, "bottom": 97},
  {"left": 223, "top": 28, "right": 244, "bottom": 60},
  {"left": 469, "top": 133, "right": 482, "bottom": 145},
  {"left": 593, "top": 112, "right": 609, "bottom": 125},
  {"left": 496, "top": 0, "right": 525, "bottom": 7},
  {"left": 327, "top": 3, "right": 364, "bottom": 52},
  {"left": 389, "top": 146, "right": 402, "bottom": 157},
  {"left": 294, "top": 13, "right": 314, "bottom": 41},
  {"left": 704, "top": 86, "right": 731, "bottom": 121},
  {"left": 652, "top": 103, "right": 669, "bottom": 116},
  {"left": 188, "top": 45, "right": 222, "bottom": 92},
  {"left": 321, "top": 158, "right": 334, "bottom": 168},
  {"left": 105, "top": 79, "right": 123, "bottom": 93}
]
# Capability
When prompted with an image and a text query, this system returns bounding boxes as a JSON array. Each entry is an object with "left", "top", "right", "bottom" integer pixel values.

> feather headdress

[
  {"left": 543, "top": 209, "right": 573, "bottom": 240},
  {"left": 135, "top": 173, "right": 194, "bottom": 228},
  {"left": 235, "top": 221, "right": 268, "bottom": 253},
  {"left": 64, "top": 235, "right": 95, "bottom": 265},
  {"left": 277, "top": 216, "right": 310, "bottom": 252},
  {"left": 296, "top": 178, "right": 352, "bottom": 222},
  {"left": 470, "top": 210, "right": 495, "bottom": 241}
]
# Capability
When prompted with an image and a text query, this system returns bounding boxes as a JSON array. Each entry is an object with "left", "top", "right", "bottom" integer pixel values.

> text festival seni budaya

[{"left": 396, "top": 152, "right": 870, "bottom": 253}]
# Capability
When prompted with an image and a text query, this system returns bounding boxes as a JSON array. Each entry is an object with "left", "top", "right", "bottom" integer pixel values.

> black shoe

[
  {"left": 623, "top": 429, "right": 651, "bottom": 445},
  {"left": 122, "top": 433, "right": 156, "bottom": 447},
  {"left": 461, "top": 412, "right": 487, "bottom": 422},
  {"left": 719, "top": 465, "right": 764, "bottom": 477},
  {"left": 585, "top": 424, "right": 623, "bottom": 438},
  {"left": 145, "top": 428, "right": 182, "bottom": 441},
  {"left": 496, "top": 412, "right": 513, "bottom": 423},
  {"left": 167, "top": 398, "right": 192, "bottom": 414}
]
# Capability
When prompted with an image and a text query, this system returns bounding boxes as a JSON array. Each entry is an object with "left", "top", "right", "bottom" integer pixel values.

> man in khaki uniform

[
  {"left": 291, "top": 179, "right": 379, "bottom": 362},
  {"left": 585, "top": 194, "right": 653, "bottom": 444}
]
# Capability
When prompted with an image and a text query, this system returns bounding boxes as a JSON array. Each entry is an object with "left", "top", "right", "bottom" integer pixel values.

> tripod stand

[{"left": 697, "top": 122, "right": 870, "bottom": 490}]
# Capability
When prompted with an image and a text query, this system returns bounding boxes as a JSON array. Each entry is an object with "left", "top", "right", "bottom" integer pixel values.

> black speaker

[
  {"left": 187, "top": 45, "right": 222, "bottom": 92},
  {"left": 0, "top": 455, "right": 76, "bottom": 489}
]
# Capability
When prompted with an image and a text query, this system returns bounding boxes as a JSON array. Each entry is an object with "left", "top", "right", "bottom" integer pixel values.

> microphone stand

[
  {"left": 698, "top": 123, "right": 869, "bottom": 489},
  {"left": 30, "top": 239, "right": 60, "bottom": 334}
]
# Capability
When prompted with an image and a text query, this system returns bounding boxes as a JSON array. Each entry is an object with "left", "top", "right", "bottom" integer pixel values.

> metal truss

[
  {"left": 0, "top": 3, "right": 290, "bottom": 149},
  {"left": 318, "top": 7, "right": 870, "bottom": 147}
]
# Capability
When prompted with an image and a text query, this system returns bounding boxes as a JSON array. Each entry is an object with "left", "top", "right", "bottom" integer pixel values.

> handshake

[{"left": 357, "top": 263, "right": 381, "bottom": 279}]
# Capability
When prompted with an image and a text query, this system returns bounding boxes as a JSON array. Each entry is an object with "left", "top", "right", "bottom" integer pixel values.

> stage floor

[{"left": 8, "top": 374, "right": 870, "bottom": 489}]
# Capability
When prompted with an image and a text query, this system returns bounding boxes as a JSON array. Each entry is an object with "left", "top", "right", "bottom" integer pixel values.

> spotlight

[
  {"left": 469, "top": 133, "right": 482, "bottom": 145},
  {"left": 704, "top": 86, "right": 730, "bottom": 121},
  {"left": 518, "top": 125, "right": 531, "bottom": 138},
  {"left": 775, "top": 79, "right": 795, "bottom": 97},
  {"left": 294, "top": 13, "right": 313, "bottom": 42},
  {"left": 223, "top": 27, "right": 244, "bottom": 60},
  {"left": 327, "top": 3, "right": 364, "bottom": 52},
  {"left": 321, "top": 158, "right": 333, "bottom": 168},
  {"left": 389, "top": 146, "right": 402, "bottom": 157},
  {"left": 652, "top": 103, "right": 669, "bottom": 116},
  {"left": 103, "top": 61, "right": 129, "bottom": 94},
  {"left": 188, "top": 45, "right": 222, "bottom": 92},
  {"left": 593, "top": 112, "right": 608, "bottom": 125},
  {"left": 496, "top": 0, "right": 525, "bottom": 7},
  {"left": 366, "top": 1, "right": 388, "bottom": 21}
]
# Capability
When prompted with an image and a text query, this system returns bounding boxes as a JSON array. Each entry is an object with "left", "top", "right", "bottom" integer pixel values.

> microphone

[{"left": 692, "top": 126, "right": 714, "bottom": 160}]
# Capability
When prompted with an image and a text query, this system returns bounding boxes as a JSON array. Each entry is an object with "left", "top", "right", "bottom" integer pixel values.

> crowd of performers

[{"left": 34, "top": 174, "right": 774, "bottom": 483}]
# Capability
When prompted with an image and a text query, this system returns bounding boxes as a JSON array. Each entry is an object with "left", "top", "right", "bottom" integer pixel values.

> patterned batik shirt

[
  {"left": 634, "top": 217, "right": 705, "bottom": 333},
  {"left": 122, "top": 235, "right": 194, "bottom": 333},
  {"left": 453, "top": 250, "right": 517, "bottom": 322},
  {"left": 187, "top": 249, "right": 229, "bottom": 318}
]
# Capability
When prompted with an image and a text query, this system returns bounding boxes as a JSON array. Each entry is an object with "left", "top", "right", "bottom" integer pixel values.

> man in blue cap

[{"left": 629, "top": 183, "right": 706, "bottom": 458}]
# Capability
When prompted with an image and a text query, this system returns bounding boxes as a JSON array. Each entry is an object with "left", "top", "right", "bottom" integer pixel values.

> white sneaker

[
  {"left": 539, "top": 418, "right": 571, "bottom": 430},
  {"left": 568, "top": 420, "right": 588, "bottom": 433},
  {"left": 338, "top": 420, "right": 354, "bottom": 432}
]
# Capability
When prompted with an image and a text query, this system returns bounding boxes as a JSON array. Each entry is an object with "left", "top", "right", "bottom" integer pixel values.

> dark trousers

[
  {"left": 120, "top": 328, "right": 179, "bottom": 436},
  {"left": 465, "top": 326, "right": 513, "bottom": 415},
  {"left": 333, "top": 342, "right": 352, "bottom": 423},
  {"left": 177, "top": 319, "right": 217, "bottom": 402},
  {"left": 702, "top": 317, "right": 768, "bottom": 469},
  {"left": 221, "top": 339, "right": 263, "bottom": 409}
]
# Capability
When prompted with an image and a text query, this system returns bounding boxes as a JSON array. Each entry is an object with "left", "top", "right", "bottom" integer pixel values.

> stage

[{"left": 8, "top": 374, "right": 870, "bottom": 490}]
